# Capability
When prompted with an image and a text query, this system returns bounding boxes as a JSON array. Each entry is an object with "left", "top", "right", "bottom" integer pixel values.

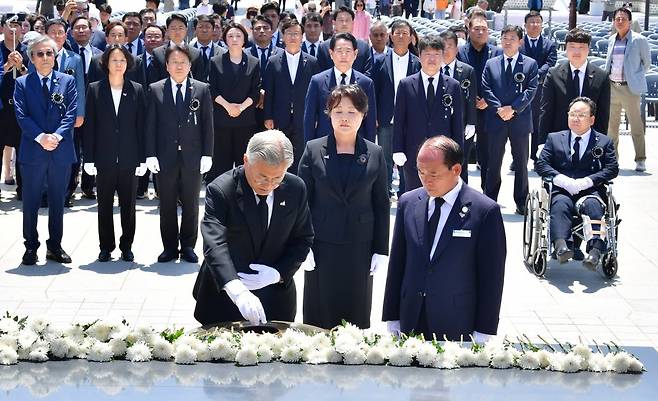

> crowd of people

[{"left": 0, "top": 0, "right": 649, "bottom": 338}]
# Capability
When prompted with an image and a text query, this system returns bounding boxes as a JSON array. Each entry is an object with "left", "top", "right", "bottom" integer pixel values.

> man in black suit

[
  {"left": 301, "top": 12, "right": 323, "bottom": 57},
  {"left": 263, "top": 19, "right": 319, "bottom": 174},
  {"left": 193, "top": 130, "right": 313, "bottom": 325},
  {"left": 192, "top": 15, "right": 224, "bottom": 83},
  {"left": 122, "top": 12, "right": 144, "bottom": 58},
  {"left": 87, "top": 21, "right": 144, "bottom": 86},
  {"left": 536, "top": 97, "right": 618, "bottom": 269},
  {"left": 249, "top": 15, "right": 283, "bottom": 131},
  {"left": 144, "top": 45, "right": 214, "bottom": 264},
  {"left": 440, "top": 30, "right": 477, "bottom": 184},
  {"left": 260, "top": 2, "right": 285, "bottom": 48},
  {"left": 520, "top": 11, "right": 557, "bottom": 163},
  {"left": 316, "top": 6, "right": 372, "bottom": 76},
  {"left": 540, "top": 28, "right": 610, "bottom": 144}
]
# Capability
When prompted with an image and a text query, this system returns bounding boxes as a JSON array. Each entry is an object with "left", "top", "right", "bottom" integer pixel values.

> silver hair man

[
  {"left": 26, "top": 34, "right": 58, "bottom": 64},
  {"left": 245, "top": 130, "right": 294, "bottom": 169}
]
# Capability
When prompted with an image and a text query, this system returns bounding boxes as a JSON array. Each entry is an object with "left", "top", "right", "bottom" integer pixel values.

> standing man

[
  {"left": 369, "top": 20, "right": 390, "bottom": 58},
  {"left": 439, "top": 30, "right": 477, "bottom": 184},
  {"left": 192, "top": 130, "right": 313, "bottom": 326},
  {"left": 122, "top": 12, "right": 144, "bottom": 58},
  {"left": 404, "top": 0, "right": 420, "bottom": 18},
  {"left": 481, "top": 25, "right": 538, "bottom": 214},
  {"left": 69, "top": 16, "right": 103, "bottom": 81},
  {"left": 520, "top": 10, "right": 557, "bottom": 163},
  {"left": 261, "top": 2, "right": 284, "bottom": 48},
  {"left": 301, "top": 12, "right": 323, "bottom": 57},
  {"left": 87, "top": 21, "right": 143, "bottom": 85},
  {"left": 304, "top": 32, "right": 377, "bottom": 142},
  {"left": 457, "top": 10, "right": 502, "bottom": 191},
  {"left": 372, "top": 20, "right": 421, "bottom": 197},
  {"left": 192, "top": 15, "right": 224, "bottom": 83},
  {"left": 392, "top": 35, "right": 464, "bottom": 192},
  {"left": 149, "top": 13, "right": 206, "bottom": 83},
  {"left": 316, "top": 6, "right": 372, "bottom": 76},
  {"left": 144, "top": 45, "right": 214, "bottom": 263},
  {"left": 540, "top": 29, "right": 610, "bottom": 144},
  {"left": 263, "top": 19, "right": 320, "bottom": 173},
  {"left": 605, "top": 7, "right": 650, "bottom": 171},
  {"left": 14, "top": 35, "right": 78, "bottom": 265},
  {"left": 382, "top": 136, "right": 506, "bottom": 341}
]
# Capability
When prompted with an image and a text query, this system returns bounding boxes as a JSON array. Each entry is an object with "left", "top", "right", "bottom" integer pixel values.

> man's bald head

[{"left": 416, "top": 136, "right": 463, "bottom": 197}]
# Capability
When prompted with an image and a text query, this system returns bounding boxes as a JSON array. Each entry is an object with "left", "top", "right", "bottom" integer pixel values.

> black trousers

[
  {"left": 461, "top": 135, "right": 475, "bottom": 184},
  {"left": 156, "top": 157, "right": 201, "bottom": 251},
  {"left": 550, "top": 192, "right": 606, "bottom": 251},
  {"left": 96, "top": 165, "right": 138, "bottom": 252},
  {"left": 529, "top": 84, "right": 543, "bottom": 161},
  {"left": 282, "top": 123, "right": 303, "bottom": 174},
  {"left": 206, "top": 125, "right": 255, "bottom": 184},
  {"left": 484, "top": 124, "right": 529, "bottom": 209},
  {"left": 137, "top": 171, "right": 158, "bottom": 196},
  {"left": 475, "top": 110, "right": 489, "bottom": 191},
  {"left": 67, "top": 126, "right": 95, "bottom": 198}
]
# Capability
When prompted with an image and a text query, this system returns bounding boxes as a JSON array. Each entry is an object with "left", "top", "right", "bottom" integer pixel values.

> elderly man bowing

[{"left": 193, "top": 130, "right": 314, "bottom": 326}]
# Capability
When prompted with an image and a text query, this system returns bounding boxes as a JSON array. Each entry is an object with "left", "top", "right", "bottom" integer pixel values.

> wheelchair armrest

[{"left": 542, "top": 176, "right": 554, "bottom": 183}]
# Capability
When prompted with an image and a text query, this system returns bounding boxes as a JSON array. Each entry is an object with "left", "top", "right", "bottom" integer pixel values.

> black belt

[{"left": 610, "top": 80, "right": 627, "bottom": 86}]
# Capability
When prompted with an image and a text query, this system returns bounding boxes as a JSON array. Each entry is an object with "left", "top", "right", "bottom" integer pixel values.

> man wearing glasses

[{"left": 13, "top": 35, "right": 78, "bottom": 266}]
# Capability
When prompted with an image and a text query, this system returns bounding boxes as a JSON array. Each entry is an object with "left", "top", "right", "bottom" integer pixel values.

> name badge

[{"left": 453, "top": 229, "right": 471, "bottom": 238}]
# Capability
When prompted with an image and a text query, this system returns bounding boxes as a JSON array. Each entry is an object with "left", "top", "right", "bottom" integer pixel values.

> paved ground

[{"left": 1, "top": 127, "right": 657, "bottom": 350}]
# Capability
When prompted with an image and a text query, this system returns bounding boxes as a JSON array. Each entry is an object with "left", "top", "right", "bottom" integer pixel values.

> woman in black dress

[{"left": 298, "top": 85, "right": 390, "bottom": 329}]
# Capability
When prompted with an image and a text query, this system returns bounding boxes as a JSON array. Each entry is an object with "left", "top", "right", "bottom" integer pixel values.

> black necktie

[
  {"left": 573, "top": 69, "right": 580, "bottom": 96},
  {"left": 201, "top": 46, "right": 209, "bottom": 61},
  {"left": 54, "top": 55, "right": 59, "bottom": 72},
  {"left": 505, "top": 57, "right": 513, "bottom": 82},
  {"left": 572, "top": 136, "right": 581, "bottom": 166},
  {"left": 310, "top": 43, "right": 316, "bottom": 57},
  {"left": 176, "top": 83, "right": 185, "bottom": 121},
  {"left": 531, "top": 39, "right": 537, "bottom": 49},
  {"left": 42, "top": 77, "right": 50, "bottom": 100},
  {"left": 427, "top": 77, "right": 435, "bottom": 110},
  {"left": 444, "top": 65, "right": 450, "bottom": 77},
  {"left": 427, "top": 197, "right": 445, "bottom": 257},
  {"left": 257, "top": 194, "right": 269, "bottom": 231},
  {"left": 340, "top": 73, "right": 347, "bottom": 85},
  {"left": 259, "top": 47, "right": 268, "bottom": 71},
  {"left": 79, "top": 47, "right": 87, "bottom": 73},
  {"left": 127, "top": 42, "right": 133, "bottom": 55}
]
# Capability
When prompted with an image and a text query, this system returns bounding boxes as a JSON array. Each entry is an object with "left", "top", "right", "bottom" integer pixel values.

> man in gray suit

[{"left": 605, "top": 7, "right": 650, "bottom": 172}]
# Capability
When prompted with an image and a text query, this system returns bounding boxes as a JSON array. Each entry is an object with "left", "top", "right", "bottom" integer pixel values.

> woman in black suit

[
  {"left": 83, "top": 45, "right": 146, "bottom": 262},
  {"left": 206, "top": 22, "right": 261, "bottom": 183},
  {"left": 298, "top": 85, "right": 390, "bottom": 329}
]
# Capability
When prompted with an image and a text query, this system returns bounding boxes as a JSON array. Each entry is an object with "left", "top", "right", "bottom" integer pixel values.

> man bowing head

[
  {"left": 382, "top": 136, "right": 506, "bottom": 342},
  {"left": 193, "top": 130, "right": 314, "bottom": 326}
]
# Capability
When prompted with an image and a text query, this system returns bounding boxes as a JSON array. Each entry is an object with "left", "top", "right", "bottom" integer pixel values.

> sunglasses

[{"left": 34, "top": 50, "right": 55, "bottom": 58}]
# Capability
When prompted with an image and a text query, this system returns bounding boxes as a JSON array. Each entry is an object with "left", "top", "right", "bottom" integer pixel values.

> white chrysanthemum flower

[
  {"left": 109, "top": 324, "right": 130, "bottom": 341},
  {"left": 490, "top": 348, "right": 516, "bottom": 369},
  {"left": 151, "top": 338, "right": 174, "bottom": 360},
  {"left": 309, "top": 333, "right": 331, "bottom": 350},
  {"left": 325, "top": 348, "right": 343, "bottom": 363},
  {"left": 27, "top": 347, "right": 49, "bottom": 362},
  {"left": 455, "top": 348, "right": 476, "bottom": 367},
  {"left": 41, "top": 325, "right": 63, "bottom": 342},
  {"left": 609, "top": 352, "right": 633, "bottom": 373},
  {"left": 0, "top": 335, "right": 18, "bottom": 351},
  {"left": 536, "top": 349, "right": 552, "bottom": 368},
  {"left": 257, "top": 345, "right": 273, "bottom": 363},
  {"left": 63, "top": 324, "right": 84, "bottom": 341},
  {"left": 432, "top": 351, "right": 458, "bottom": 369},
  {"left": 587, "top": 352, "right": 609, "bottom": 372},
  {"left": 415, "top": 343, "right": 438, "bottom": 367},
  {"left": 87, "top": 341, "right": 114, "bottom": 362},
  {"left": 628, "top": 356, "right": 644, "bottom": 373},
  {"left": 174, "top": 344, "right": 197, "bottom": 364},
  {"left": 561, "top": 352, "right": 583, "bottom": 373},
  {"left": 209, "top": 338, "right": 236, "bottom": 361},
  {"left": 17, "top": 330, "right": 37, "bottom": 351},
  {"left": 48, "top": 337, "right": 70, "bottom": 358},
  {"left": 26, "top": 317, "right": 49, "bottom": 334},
  {"left": 304, "top": 349, "right": 328, "bottom": 365},
  {"left": 517, "top": 352, "right": 541, "bottom": 370},
  {"left": 548, "top": 352, "right": 566, "bottom": 371},
  {"left": 126, "top": 342, "right": 152, "bottom": 362},
  {"left": 280, "top": 346, "right": 302, "bottom": 363},
  {"left": 0, "top": 346, "right": 19, "bottom": 365},
  {"left": 335, "top": 323, "right": 364, "bottom": 343},
  {"left": 365, "top": 346, "right": 386, "bottom": 365},
  {"left": 257, "top": 332, "right": 277, "bottom": 348},
  {"left": 401, "top": 337, "right": 424, "bottom": 358},
  {"left": 86, "top": 321, "right": 115, "bottom": 342},
  {"left": 473, "top": 349, "right": 490, "bottom": 367},
  {"left": 280, "top": 330, "right": 309, "bottom": 349},
  {"left": 235, "top": 346, "right": 258, "bottom": 366},
  {"left": 0, "top": 318, "right": 20, "bottom": 335},
  {"left": 482, "top": 338, "right": 506, "bottom": 358},
  {"left": 343, "top": 347, "right": 367, "bottom": 365},
  {"left": 571, "top": 344, "right": 592, "bottom": 369},
  {"left": 108, "top": 338, "right": 127, "bottom": 358},
  {"left": 333, "top": 336, "right": 359, "bottom": 355},
  {"left": 388, "top": 347, "right": 413, "bottom": 367},
  {"left": 240, "top": 332, "right": 261, "bottom": 349},
  {"left": 194, "top": 343, "right": 212, "bottom": 362}
]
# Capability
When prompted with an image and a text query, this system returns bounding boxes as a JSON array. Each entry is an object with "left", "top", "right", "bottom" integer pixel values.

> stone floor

[{"left": 1, "top": 129, "right": 657, "bottom": 350}]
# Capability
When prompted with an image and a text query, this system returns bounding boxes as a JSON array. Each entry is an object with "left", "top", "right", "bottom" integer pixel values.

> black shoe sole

[{"left": 557, "top": 250, "right": 574, "bottom": 264}]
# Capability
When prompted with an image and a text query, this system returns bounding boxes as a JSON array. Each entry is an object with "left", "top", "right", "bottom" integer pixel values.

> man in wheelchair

[{"left": 535, "top": 97, "right": 619, "bottom": 269}]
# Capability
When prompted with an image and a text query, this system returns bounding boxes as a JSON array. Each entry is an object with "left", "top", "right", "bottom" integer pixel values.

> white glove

[
  {"left": 146, "top": 157, "right": 160, "bottom": 173},
  {"left": 200, "top": 156, "right": 213, "bottom": 174},
  {"left": 574, "top": 177, "right": 594, "bottom": 193},
  {"left": 552, "top": 174, "right": 579, "bottom": 195},
  {"left": 135, "top": 163, "right": 147, "bottom": 177},
  {"left": 472, "top": 331, "right": 492, "bottom": 344},
  {"left": 392, "top": 152, "right": 407, "bottom": 167},
  {"left": 464, "top": 124, "right": 476, "bottom": 140},
  {"left": 237, "top": 263, "right": 281, "bottom": 291},
  {"left": 301, "top": 249, "right": 316, "bottom": 271},
  {"left": 369, "top": 253, "right": 388, "bottom": 276},
  {"left": 224, "top": 279, "right": 267, "bottom": 325},
  {"left": 386, "top": 320, "right": 401, "bottom": 336},
  {"left": 83, "top": 163, "right": 97, "bottom": 176}
]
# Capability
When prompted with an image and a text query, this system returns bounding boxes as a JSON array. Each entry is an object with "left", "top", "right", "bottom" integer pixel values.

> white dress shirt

[
  {"left": 126, "top": 37, "right": 141, "bottom": 56},
  {"left": 285, "top": 50, "right": 301, "bottom": 84},
  {"left": 303, "top": 39, "right": 321, "bottom": 56},
  {"left": 428, "top": 179, "right": 463, "bottom": 260},
  {"left": 442, "top": 59, "right": 457, "bottom": 78},
  {"left": 144, "top": 51, "right": 154, "bottom": 68},
  {"left": 254, "top": 191, "right": 274, "bottom": 227},
  {"left": 570, "top": 129, "right": 591, "bottom": 160},
  {"left": 77, "top": 44, "right": 93, "bottom": 73},
  {"left": 170, "top": 78, "right": 188, "bottom": 102},
  {"left": 392, "top": 50, "right": 409, "bottom": 98},
  {"left": 569, "top": 61, "right": 588, "bottom": 96},
  {"left": 334, "top": 67, "right": 353, "bottom": 85},
  {"left": 55, "top": 49, "right": 64, "bottom": 71},
  {"left": 527, "top": 35, "right": 541, "bottom": 48},
  {"left": 503, "top": 52, "right": 520, "bottom": 71},
  {"left": 420, "top": 70, "right": 441, "bottom": 95},
  {"left": 111, "top": 87, "right": 122, "bottom": 115}
]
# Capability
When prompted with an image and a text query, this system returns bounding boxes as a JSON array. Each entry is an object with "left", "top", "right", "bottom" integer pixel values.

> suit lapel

[
  {"left": 414, "top": 191, "right": 428, "bottom": 251},
  {"left": 414, "top": 73, "right": 429, "bottom": 118},
  {"left": 281, "top": 52, "right": 293, "bottom": 86},
  {"left": 385, "top": 52, "right": 394, "bottom": 84},
  {"left": 344, "top": 136, "right": 369, "bottom": 199},
  {"left": 582, "top": 64, "right": 596, "bottom": 97},
  {"left": 561, "top": 131, "right": 571, "bottom": 162},
  {"left": 236, "top": 168, "right": 264, "bottom": 255},
  {"left": 163, "top": 78, "right": 176, "bottom": 116},
  {"left": 100, "top": 80, "right": 119, "bottom": 123}
]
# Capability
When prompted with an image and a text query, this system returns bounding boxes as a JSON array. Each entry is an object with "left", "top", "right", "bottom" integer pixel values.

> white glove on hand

[
  {"left": 472, "top": 331, "right": 493, "bottom": 344},
  {"left": 575, "top": 177, "right": 594, "bottom": 193},
  {"left": 83, "top": 163, "right": 97, "bottom": 176},
  {"left": 464, "top": 124, "right": 476, "bottom": 140},
  {"left": 392, "top": 152, "right": 407, "bottom": 167},
  {"left": 146, "top": 157, "right": 160, "bottom": 174},
  {"left": 370, "top": 253, "right": 388, "bottom": 276},
  {"left": 386, "top": 320, "right": 401, "bottom": 336},
  {"left": 237, "top": 264, "right": 281, "bottom": 291},
  {"left": 553, "top": 174, "right": 579, "bottom": 195},
  {"left": 200, "top": 156, "right": 213, "bottom": 174},
  {"left": 224, "top": 279, "right": 267, "bottom": 325},
  {"left": 135, "top": 163, "right": 147, "bottom": 177},
  {"left": 301, "top": 249, "right": 316, "bottom": 271}
]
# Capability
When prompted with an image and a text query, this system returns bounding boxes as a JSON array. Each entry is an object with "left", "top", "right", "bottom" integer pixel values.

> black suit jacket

[
  {"left": 149, "top": 43, "right": 206, "bottom": 83},
  {"left": 192, "top": 166, "right": 314, "bottom": 325},
  {"left": 539, "top": 61, "right": 610, "bottom": 142},
  {"left": 145, "top": 78, "right": 214, "bottom": 170},
  {"left": 451, "top": 60, "right": 478, "bottom": 127},
  {"left": 316, "top": 38, "right": 372, "bottom": 77},
  {"left": 209, "top": 51, "right": 261, "bottom": 127},
  {"left": 297, "top": 134, "right": 390, "bottom": 254},
  {"left": 263, "top": 51, "right": 319, "bottom": 132},
  {"left": 372, "top": 50, "right": 421, "bottom": 127},
  {"left": 83, "top": 79, "right": 146, "bottom": 169},
  {"left": 87, "top": 53, "right": 144, "bottom": 86}
]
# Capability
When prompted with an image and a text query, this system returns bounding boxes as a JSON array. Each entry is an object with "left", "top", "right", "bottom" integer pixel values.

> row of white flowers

[{"left": 0, "top": 314, "right": 645, "bottom": 373}]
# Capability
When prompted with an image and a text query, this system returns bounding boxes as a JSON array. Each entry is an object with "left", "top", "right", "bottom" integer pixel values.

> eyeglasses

[
  {"left": 284, "top": 31, "right": 302, "bottom": 37},
  {"left": 567, "top": 112, "right": 590, "bottom": 119},
  {"left": 253, "top": 175, "right": 285, "bottom": 186},
  {"left": 253, "top": 25, "right": 272, "bottom": 32},
  {"left": 34, "top": 50, "right": 55, "bottom": 58}
]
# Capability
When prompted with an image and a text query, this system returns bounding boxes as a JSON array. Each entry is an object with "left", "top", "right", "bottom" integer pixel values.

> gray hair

[
  {"left": 246, "top": 130, "right": 294, "bottom": 168},
  {"left": 26, "top": 34, "right": 58, "bottom": 64},
  {"left": 370, "top": 20, "right": 387, "bottom": 33}
]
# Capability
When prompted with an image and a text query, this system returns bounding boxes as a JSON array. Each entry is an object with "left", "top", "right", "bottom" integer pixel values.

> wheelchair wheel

[
  {"left": 601, "top": 254, "right": 618, "bottom": 279},
  {"left": 532, "top": 249, "right": 547, "bottom": 277},
  {"left": 523, "top": 193, "right": 540, "bottom": 266}
]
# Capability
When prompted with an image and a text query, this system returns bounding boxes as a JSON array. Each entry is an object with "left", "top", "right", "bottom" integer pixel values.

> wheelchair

[{"left": 522, "top": 177, "right": 621, "bottom": 279}]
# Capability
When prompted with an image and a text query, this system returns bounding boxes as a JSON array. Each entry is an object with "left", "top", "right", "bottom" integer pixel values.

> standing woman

[
  {"left": 352, "top": 0, "right": 372, "bottom": 42},
  {"left": 206, "top": 22, "right": 260, "bottom": 183},
  {"left": 298, "top": 85, "right": 390, "bottom": 329},
  {"left": 83, "top": 45, "right": 147, "bottom": 262}
]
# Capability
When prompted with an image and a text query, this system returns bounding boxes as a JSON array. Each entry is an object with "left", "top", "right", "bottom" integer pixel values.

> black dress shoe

[
  {"left": 136, "top": 192, "right": 147, "bottom": 200},
  {"left": 98, "top": 250, "right": 112, "bottom": 262},
  {"left": 554, "top": 239, "right": 573, "bottom": 264},
  {"left": 515, "top": 205, "right": 526, "bottom": 215},
  {"left": 121, "top": 250, "right": 135, "bottom": 262},
  {"left": 82, "top": 190, "right": 96, "bottom": 200},
  {"left": 180, "top": 247, "right": 198, "bottom": 263},
  {"left": 46, "top": 248, "right": 72, "bottom": 264},
  {"left": 17, "top": 192, "right": 22, "bottom": 201},
  {"left": 583, "top": 248, "right": 601, "bottom": 271},
  {"left": 4, "top": 178, "right": 15, "bottom": 185},
  {"left": 65, "top": 197, "right": 74, "bottom": 208},
  {"left": 157, "top": 249, "right": 179, "bottom": 263},
  {"left": 22, "top": 249, "right": 38, "bottom": 265},
  {"left": 573, "top": 249, "right": 585, "bottom": 261}
]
